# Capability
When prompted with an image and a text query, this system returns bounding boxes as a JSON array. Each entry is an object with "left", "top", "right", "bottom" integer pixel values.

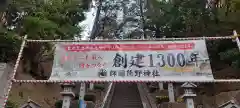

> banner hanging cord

[
  {"left": 3, "top": 32, "right": 240, "bottom": 107},
  {"left": 3, "top": 35, "right": 28, "bottom": 108},
  {"left": 26, "top": 35, "right": 240, "bottom": 42},
  {"left": 10, "top": 79, "right": 240, "bottom": 83}
]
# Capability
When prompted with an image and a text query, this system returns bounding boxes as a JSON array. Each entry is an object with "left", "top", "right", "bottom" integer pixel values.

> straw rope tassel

[{"left": 3, "top": 35, "right": 27, "bottom": 107}]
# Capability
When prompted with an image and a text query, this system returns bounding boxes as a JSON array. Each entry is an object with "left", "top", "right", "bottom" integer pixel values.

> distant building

[{"left": 20, "top": 99, "right": 41, "bottom": 108}]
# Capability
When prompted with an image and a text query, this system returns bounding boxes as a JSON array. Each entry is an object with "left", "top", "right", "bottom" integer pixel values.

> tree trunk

[
  {"left": 155, "top": 26, "right": 161, "bottom": 38},
  {"left": 23, "top": 43, "right": 44, "bottom": 79},
  {"left": 139, "top": 0, "right": 146, "bottom": 39},
  {"left": 90, "top": 0, "right": 103, "bottom": 39}
]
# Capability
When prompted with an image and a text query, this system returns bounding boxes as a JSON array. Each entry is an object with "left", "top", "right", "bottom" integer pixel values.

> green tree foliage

[
  {"left": 54, "top": 100, "right": 63, "bottom": 108},
  {"left": 2, "top": 0, "right": 240, "bottom": 72},
  {"left": 145, "top": 0, "right": 214, "bottom": 37},
  {"left": 0, "top": 0, "right": 89, "bottom": 78},
  {"left": 6, "top": 100, "right": 18, "bottom": 108},
  {"left": 0, "top": 28, "right": 21, "bottom": 62},
  {"left": 145, "top": 0, "right": 240, "bottom": 69},
  {"left": 5, "top": 0, "right": 87, "bottom": 39}
]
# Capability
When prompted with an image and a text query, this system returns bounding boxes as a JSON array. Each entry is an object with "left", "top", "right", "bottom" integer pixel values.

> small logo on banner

[{"left": 98, "top": 69, "right": 107, "bottom": 78}]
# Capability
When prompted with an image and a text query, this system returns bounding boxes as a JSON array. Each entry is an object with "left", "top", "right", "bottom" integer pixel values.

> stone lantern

[
  {"left": 181, "top": 82, "right": 197, "bottom": 108},
  {"left": 60, "top": 83, "right": 75, "bottom": 108}
]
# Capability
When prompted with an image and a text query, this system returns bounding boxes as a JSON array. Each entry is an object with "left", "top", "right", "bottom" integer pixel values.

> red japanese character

[
  {"left": 60, "top": 55, "right": 69, "bottom": 64},
  {"left": 85, "top": 64, "right": 90, "bottom": 68},
  {"left": 80, "top": 63, "right": 85, "bottom": 68},
  {"left": 91, "top": 64, "right": 97, "bottom": 68}
]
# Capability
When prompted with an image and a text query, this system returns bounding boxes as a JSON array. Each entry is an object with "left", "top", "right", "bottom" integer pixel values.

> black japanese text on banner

[{"left": 49, "top": 40, "right": 214, "bottom": 82}]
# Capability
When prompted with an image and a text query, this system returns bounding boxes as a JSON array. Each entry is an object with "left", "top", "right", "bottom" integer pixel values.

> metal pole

[{"left": 100, "top": 83, "right": 113, "bottom": 108}]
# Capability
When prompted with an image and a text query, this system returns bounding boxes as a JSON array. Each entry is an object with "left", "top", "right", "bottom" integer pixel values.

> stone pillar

[
  {"left": 168, "top": 83, "right": 175, "bottom": 102},
  {"left": 159, "top": 83, "right": 164, "bottom": 90},
  {"left": 60, "top": 83, "right": 75, "bottom": 108},
  {"left": 79, "top": 83, "right": 86, "bottom": 108},
  {"left": 62, "top": 96, "right": 71, "bottom": 108},
  {"left": 181, "top": 82, "right": 197, "bottom": 108},
  {"left": 186, "top": 98, "right": 195, "bottom": 108},
  {"left": 89, "top": 83, "right": 94, "bottom": 90}
]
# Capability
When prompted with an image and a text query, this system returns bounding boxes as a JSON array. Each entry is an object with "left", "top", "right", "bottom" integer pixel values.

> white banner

[{"left": 49, "top": 40, "right": 214, "bottom": 81}]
